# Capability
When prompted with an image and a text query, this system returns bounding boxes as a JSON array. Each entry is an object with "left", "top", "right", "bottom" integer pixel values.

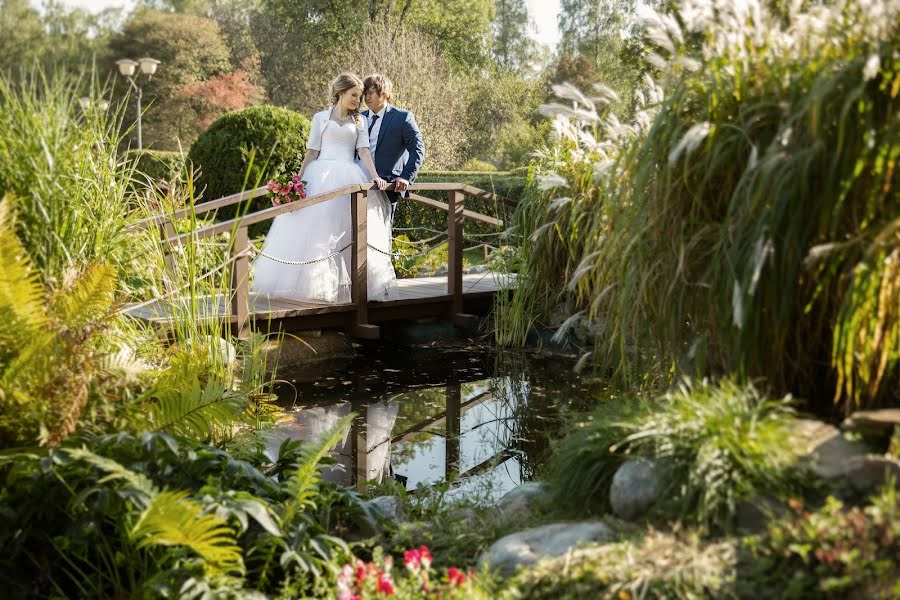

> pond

[{"left": 268, "top": 341, "right": 597, "bottom": 503}]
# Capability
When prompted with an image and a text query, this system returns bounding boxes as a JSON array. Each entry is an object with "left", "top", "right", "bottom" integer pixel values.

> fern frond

[
  {"left": 66, "top": 447, "right": 155, "bottom": 498},
  {"left": 0, "top": 197, "right": 47, "bottom": 347},
  {"left": 48, "top": 262, "right": 118, "bottom": 329},
  {"left": 131, "top": 490, "right": 244, "bottom": 575},
  {"left": 284, "top": 413, "right": 353, "bottom": 523},
  {"left": 149, "top": 376, "right": 246, "bottom": 439}
]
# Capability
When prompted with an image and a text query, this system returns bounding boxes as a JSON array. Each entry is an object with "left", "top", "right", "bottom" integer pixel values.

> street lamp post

[{"left": 115, "top": 57, "right": 161, "bottom": 150}]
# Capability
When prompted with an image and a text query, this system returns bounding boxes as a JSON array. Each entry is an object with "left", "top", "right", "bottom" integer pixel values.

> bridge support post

[
  {"left": 230, "top": 226, "right": 251, "bottom": 339},
  {"left": 447, "top": 190, "right": 478, "bottom": 327},
  {"left": 349, "top": 190, "right": 380, "bottom": 339}
]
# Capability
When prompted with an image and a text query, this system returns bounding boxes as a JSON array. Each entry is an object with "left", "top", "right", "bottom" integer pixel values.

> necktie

[{"left": 368, "top": 114, "right": 379, "bottom": 134}]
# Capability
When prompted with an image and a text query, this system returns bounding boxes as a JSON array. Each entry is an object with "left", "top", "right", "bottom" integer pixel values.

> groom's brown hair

[{"left": 363, "top": 74, "right": 393, "bottom": 101}]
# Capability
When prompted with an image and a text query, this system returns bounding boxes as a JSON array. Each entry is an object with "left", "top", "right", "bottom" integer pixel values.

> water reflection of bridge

[{"left": 270, "top": 348, "right": 543, "bottom": 496}]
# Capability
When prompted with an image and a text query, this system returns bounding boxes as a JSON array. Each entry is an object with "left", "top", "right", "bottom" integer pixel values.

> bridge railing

[{"left": 139, "top": 182, "right": 517, "bottom": 338}]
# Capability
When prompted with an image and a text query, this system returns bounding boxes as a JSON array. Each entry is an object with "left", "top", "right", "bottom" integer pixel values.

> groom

[{"left": 361, "top": 74, "right": 425, "bottom": 215}]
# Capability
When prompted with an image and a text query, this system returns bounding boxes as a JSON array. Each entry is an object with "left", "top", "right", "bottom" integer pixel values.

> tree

[
  {"left": 555, "top": 0, "right": 643, "bottom": 114},
  {"left": 251, "top": 0, "right": 364, "bottom": 113},
  {"left": 177, "top": 70, "right": 265, "bottom": 134},
  {"left": 0, "top": 0, "right": 116, "bottom": 75},
  {"left": 108, "top": 8, "right": 236, "bottom": 148},
  {"left": 403, "top": 0, "right": 494, "bottom": 69},
  {"left": 491, "top": 0, "right": 537, "bottom": 74},
  {"left": 341, "top": 21, "right": 468, "bottom": 169}
]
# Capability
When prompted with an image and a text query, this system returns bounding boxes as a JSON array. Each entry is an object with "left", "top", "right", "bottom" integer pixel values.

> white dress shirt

[{"left": 368, "top": 104, "right": 391, "bottom": 159}]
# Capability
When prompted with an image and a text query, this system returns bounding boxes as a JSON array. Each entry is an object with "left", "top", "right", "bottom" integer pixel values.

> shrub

[
  {"left": 738, "top": 484, "right": 900, "bottom": 599},
  {"left": 503, "top": 531, "right": 736, "bottom": 600},
  {"left": 0, "top": 424, "right": 357, "bottom": 598},
  {"left": 187, "top": 105, "right": 310, "bottom": 232},
  {"left": 547, "top": 379, "right": 811, "bottom": 531}
]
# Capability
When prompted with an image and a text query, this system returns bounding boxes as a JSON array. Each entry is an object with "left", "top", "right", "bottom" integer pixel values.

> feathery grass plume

[{"left": 498, "top": 0, "right": 900, "bottom": 410}]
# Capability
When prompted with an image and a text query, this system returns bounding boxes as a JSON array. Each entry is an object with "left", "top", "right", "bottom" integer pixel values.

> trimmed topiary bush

[{"left": 187, "top": 105, "right": 310, "bottom": 231}]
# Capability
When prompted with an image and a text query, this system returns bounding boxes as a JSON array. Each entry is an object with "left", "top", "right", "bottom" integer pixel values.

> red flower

[
  {"left": 404, "top": 548, "right": 421, "bottom": 572},
  {"left": 376, "top": 571, "right": 395, "bottom": 595},
  {"left": 447, "top": 566, "right": 466, "bottom": 586},
  {"left": 355, "top": 561, "right": 367, "bottom": 586},
  {"left": 418, "top": 546, "right": 432, "bottom": 569}
]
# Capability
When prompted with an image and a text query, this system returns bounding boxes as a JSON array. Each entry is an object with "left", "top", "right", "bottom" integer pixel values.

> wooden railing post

[
  {"left": 159, "top": 220, "right": 177, "bottom": 278},
  {"left": 230, "top": 226, "right": 251, "bottom": 339},
  {"left": 349, "top": 190, "right": 380, "bottom": 339},
  {"left": 447, "top": 190, "right": 477, "bottom": 327}
]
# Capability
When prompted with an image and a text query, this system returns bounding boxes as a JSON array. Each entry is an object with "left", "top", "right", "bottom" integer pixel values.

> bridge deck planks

[{"left": 125, "top": 273, "right": 515, "bottom": 326}]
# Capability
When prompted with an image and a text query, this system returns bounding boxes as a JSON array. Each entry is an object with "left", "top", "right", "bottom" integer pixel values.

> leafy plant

[
  {"left": 503, "top": 530, "right": 737, "bottom": 600},
  {"left": 0, "top": 199, "right": 118, "bottom": 447},
  {"left": 131, "top": 490, "right": 244, "bottom": 576},
  {"left": 739, "top": 482, "right": 900, "bottom": 599},
  {"left": 0, "top": 420, "right": 360, "bottom": 598},
  {"left": 547, "top": 378, "right": 811, "bottom": 531}
]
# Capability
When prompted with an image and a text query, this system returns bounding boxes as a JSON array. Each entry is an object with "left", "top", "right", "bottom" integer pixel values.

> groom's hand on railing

[{"left": 394, "top": 177, "right": 409, "bottom": 193}]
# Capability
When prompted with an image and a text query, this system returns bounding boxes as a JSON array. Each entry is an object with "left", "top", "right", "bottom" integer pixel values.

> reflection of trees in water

[
  {"left": 491, "top": 350, "right": 600, "bottom": 482},
  {"left": 391, "top": 388, "right": 446, "bottom": 467},
  {"left": 272, "top": 346, "right": 601, "bottom": 491}
]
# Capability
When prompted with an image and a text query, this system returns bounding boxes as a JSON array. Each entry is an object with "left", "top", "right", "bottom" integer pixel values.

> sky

[{"left": 35, "top": 0, "right": 563, "bottom": 50}]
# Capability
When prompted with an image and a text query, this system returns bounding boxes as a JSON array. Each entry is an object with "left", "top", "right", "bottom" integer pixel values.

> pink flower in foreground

[
  {"left": 447, "top": 566, "right": 466, "bottom": 586},
  {"left": 376, "top": 570, "right": 395, "bottom": 595},
  {"left": 418, "top": 546, "right": 432, "bottom": 569}
]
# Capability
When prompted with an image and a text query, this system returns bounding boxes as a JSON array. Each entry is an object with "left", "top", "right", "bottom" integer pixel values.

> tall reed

[
  {"left": 0, "top": 69, "right": 139, "bottom": 281},
  {"left": 500, "top": 0, "right": 900, "bottom": 411}
]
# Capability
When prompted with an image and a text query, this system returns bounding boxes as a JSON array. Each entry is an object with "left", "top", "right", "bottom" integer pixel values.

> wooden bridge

[{"left": 127, "top": 181, "right": 518, "bottom": 339}]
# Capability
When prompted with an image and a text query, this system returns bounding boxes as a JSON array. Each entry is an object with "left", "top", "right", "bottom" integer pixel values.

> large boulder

[
  {"left": 609, "top": 459, "right": 664, "bottom": 521},
  {"left": 496, "top": 482, "right": 550, "bottom": 522},
  {"left": 479, "top": 521, "right": 614, "bottom": 576},
  {"left": 837, "top": 455, "right": 900, "bottom": 493},
  {"left": 842, "top": 409, "right": 900, "bottom": 439},
  {"left": 793, "top": 419, "right": 870, "bottom": 478},
  {"left": 366, "top": 495, "right": 406, "bottom": 524}
]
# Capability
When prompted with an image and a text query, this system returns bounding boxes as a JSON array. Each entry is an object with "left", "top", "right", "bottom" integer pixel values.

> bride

[{"left": 251, "top": 73, "right": 399, "bottom": 303}]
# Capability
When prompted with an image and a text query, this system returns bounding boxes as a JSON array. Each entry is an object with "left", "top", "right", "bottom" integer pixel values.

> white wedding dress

[{"left": 251, "top": 110, "right": 398, "bottom": 303}]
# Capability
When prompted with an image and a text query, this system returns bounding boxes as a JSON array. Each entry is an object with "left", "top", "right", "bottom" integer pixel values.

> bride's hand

[{"left": 372, "top": 177, "right": 389, "bottom": 191}]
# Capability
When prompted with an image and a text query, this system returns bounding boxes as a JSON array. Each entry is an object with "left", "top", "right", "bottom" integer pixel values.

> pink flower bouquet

[{"left": 266, "top": 173, "right": 307, "bottom": 206}]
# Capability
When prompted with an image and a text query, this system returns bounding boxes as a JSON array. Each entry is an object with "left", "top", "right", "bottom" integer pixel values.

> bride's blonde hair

[{"left": 329, "top": 73, "right": 364, "bottom": 125}]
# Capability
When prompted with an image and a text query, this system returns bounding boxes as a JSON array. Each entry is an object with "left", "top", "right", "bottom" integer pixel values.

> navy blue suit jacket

[{"left": 362, "top": 106, "right": 425, "bottom": 202}]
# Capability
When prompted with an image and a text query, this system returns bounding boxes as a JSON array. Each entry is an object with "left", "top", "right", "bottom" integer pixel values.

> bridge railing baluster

[
  {"left": 447, "top": 190, "right": 478, "bottom": 327},
  {"left": 350, "top": 190, "right": 379, "bottom": 339},
  {"left": 230, "top": 226, "right": 251, "bottom": 339}
]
